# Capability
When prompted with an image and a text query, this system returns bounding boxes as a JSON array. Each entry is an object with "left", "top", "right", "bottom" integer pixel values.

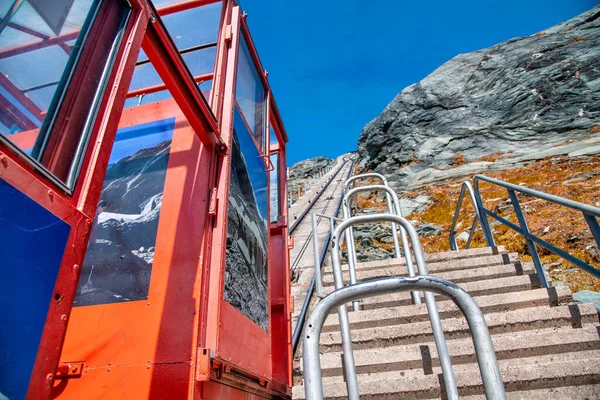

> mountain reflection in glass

[
  {"left": 74, "top": 118, "right": 175, "bottom": 306},
  {"left": 224, "top": 106, "right": 269, "bottom": 331}
]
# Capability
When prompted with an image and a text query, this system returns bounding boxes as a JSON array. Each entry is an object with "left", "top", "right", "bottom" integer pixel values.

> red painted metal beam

[
  {"left": 7, "top": 22, "right": 48, "bottom": 39},
  {"left": 0, "top": 73, "right": 44, "bottom": 122},
  {"left": 0, "top": 92, "right": 38, "bottom": 131},
  {"left": 0, "top": 30, "right": 79, "bottom": 59}
]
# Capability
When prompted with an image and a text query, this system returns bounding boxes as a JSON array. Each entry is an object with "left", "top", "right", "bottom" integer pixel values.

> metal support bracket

[
  {"left": 195, "top": 348, "right": 214, "bottom": 382},
  {"left": 55, "top": 362, "right": 84, "bottom": 379},
  {"left": 208, "top": 187, "right": 218, "bottom": 216}
]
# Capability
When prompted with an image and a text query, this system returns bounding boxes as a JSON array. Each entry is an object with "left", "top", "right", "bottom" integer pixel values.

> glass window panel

[
  {"left": 75, "top": 117, "right": 175, "bottom": 306},
  {"left": 269, "top": 152, "right": 279, "bottom": 223},
  {"left": 8, "top": 1, "right": 55, "bottom": 37},
  {"left": 235, "top": 34, "right": 266, "bottom": 153},
  {"left": 26, "top": 84, "right": 60, "bottom": 110},
  {"left": 0, "top": 46, "right": 69, "bottom": 90},
  {"left": 126, "top": 48, "right": 214, "bottom": 109},
  {"left": 270, "top": 124, "right": 278, "bottom": 145},
  {"left": 0, "top": 0, "right": 130, "bottom": 187},
  {"left": 0, "top": 26, "right": 37, "bottom": 49},
  {"left": 163, "top": 2, "right": 222, "bottom": 49},
  {"left": 182, "top": 46, "right": 217, "bottom": 77},
  {"left": 127, "top": 62, "right": 164, "bottom": 93},
  {"left": 224, "top": 105, "right": 269, "bottom": 331}
]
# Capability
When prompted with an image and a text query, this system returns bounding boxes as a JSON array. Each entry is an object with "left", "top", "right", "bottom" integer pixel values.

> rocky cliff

[
  {"left": 289, "top": 156, "right": 334, "bottom": 181},
  {"left": 357, "top": 6, "right": 600, "bottom": 188}
]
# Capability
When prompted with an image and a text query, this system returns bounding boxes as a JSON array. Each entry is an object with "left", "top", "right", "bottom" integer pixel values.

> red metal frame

[
  {"left": 0, "top": 2, "right": 153, "bottom": 399},
  {"left": 0, "top": 73, "right": 44, "bottom": 122},
  {"left": 0, "top": 0, "right": 292, "bottom": 397}
]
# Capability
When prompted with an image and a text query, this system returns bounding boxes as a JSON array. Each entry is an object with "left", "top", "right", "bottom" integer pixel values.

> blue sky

[{"left": 240, "top": 0, "right": 598, "bottom": 165}]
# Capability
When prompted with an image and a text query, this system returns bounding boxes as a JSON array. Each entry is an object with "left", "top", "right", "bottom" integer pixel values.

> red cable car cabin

[{"left": 0, "top": 1, "right": 292, "bottom": 399}]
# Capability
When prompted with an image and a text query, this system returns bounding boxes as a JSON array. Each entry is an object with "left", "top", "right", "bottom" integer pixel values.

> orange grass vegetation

[
  {"left": 568, "top": 37, "right": 586, "bottom": 45},
  {"left": 452, "top": 154, "right": 466, "bottom": 167},
  {"left": 406, "top": 155, "right": 600, "bottom": 293}
]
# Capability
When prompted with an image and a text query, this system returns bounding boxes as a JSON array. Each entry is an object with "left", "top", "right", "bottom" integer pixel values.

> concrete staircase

[{"left": 292, "top": 246, "right": 600, "bottom": 399}]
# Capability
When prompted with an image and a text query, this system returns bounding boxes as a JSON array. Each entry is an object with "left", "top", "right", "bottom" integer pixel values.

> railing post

[
  {"left": 473, "top": 179, "right": 496, "bottom": 247},
  {"left": 583, "top": 213, "right": 600, "bottom": 249},
  {"left": 312, "top": 212, "right": 324, "bottom": 298},
  {"left": 507, "top": 189, "right": 548, "bottom": 288}
]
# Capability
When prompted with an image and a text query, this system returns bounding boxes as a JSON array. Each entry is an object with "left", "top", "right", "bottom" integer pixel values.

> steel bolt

[
  {"left": 73, "top": 264, "right": 79, "bottom": 271},
  {"left": 46, "top": 373, "right": 53, "bottom": 381},
  {"left": 61, "top": 314, "right": 67, "bottom": 322}
]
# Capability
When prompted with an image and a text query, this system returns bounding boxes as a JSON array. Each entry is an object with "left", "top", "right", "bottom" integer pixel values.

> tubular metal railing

[
  {"left": 302, "top": 276, "right": 506, "bottom": 400},
  {"left": 289, "top": 157, "right": 349, "bottom": 234},
  {"left": 342, "top": 174, "right": 404, "bottom": 277},
  {"left": 328, "top": 214, "right": 459, "bottom": 400},
  {"left": 291, "top": 158, "right": 355, "bottom": 356},
  {"left": 311, "top": 212, "right": 344, "bottom": 299},
  {"left": 449, "top": 181, "right": 482, "bottom": 251},
  {"left": 342, "top": 184, "right": 420, "bottom": 305},
  {"left": 449, "top": 174, "right": 600, "bottom": 288}
]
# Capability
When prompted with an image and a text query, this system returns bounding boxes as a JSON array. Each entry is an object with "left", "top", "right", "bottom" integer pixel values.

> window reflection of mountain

[
  {"left": 75, "top": 141, "right": 171, "bottom": 306},
  {"left": 225, "top": 132, "right": 269, "bottom": 329}
]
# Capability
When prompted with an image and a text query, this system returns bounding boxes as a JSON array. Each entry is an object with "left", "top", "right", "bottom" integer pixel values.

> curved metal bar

[
  {"left": 302, "top": 276, "right": 506, "bottom": 400},
  {"left": 330, "top": 214, "right": 458, "bottom": 400},
  {"left": 449, "top": 181, "right": 483, "bottom": 251},
  {"left": 342, "top": 174, "right": 402, "bottom": 310},
  {"left": 343, "top": 172, "right": 388, "bottom": 191},
  {"left": 343, "top": 185, "right": 420, "bottom": 304},
  {"left": 472, "top": 175, "right": 600, "bottom": 285}
]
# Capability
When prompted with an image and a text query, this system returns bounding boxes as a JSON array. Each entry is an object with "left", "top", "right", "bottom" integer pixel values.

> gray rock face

[
  {"left": 288, "top": 156, "right": 335, "bottom": 205},
  {"left": 573, "top": 290, "right": 600, "bottom": 312},
  {"left": 289, "top": 156, "right": 334, "bottom": 181},
  {"left": 357, "top": 6, "right": 600, "bottom": 186}
]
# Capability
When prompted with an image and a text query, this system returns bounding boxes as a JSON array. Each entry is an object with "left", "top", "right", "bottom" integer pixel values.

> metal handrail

[
  {"left": 449, "top": 181, "right": 483, "bottom": 251},
  {"left": 343, "top": 172, "right": 388, "bottom": 191},
  {"left": 311, "top": 212, "right": 344, "bottom": 299},
  {"left": 302, "top": 276, "right": 506, "bottom": 400},
  {"left": 342, "top": 184, "right": 420, "bottom": 305},
  {"left": 450, "top": 174, "right": 600, "bottom": 288},
  {"left": 329, "top": 214, "right": 458, "bottom": 400},
  {"left": 289, "top": 157, "right": 348, "bottom": 234},
  {"left": 291, "top": 158, "right": 355, "bottom": 356}
]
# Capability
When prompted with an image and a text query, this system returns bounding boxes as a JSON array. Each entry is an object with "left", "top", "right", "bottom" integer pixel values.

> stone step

[
  {"left": 321, "top": 259, "right": 529, "bottom": 288},
  {"left": 315, "top": 324, "right": 600, "bottom": 378},
  {"left": 292, "top": 274, "right": 541, "bottom": 320},
  {"left": 318, "top": 303, "right": 599, "bottom": 352},
  {"left": 293, "top": 352, "right": 600, "bottom": 399},
  {"left": 461, "top": 385, "right": 600, "bottom": 399},
  {"left": 321, "top": 287, "right": 571, "bottom": 332},
  {"left": 352, "top": 274, "right": 540, "bottom": 311},
  {"left": 322, "top": 251, "right": 517, "bottom": 277},
  {"left": 295, "top": 246, "right": 507, "bottom": 277},
  {"left": 349, "top": 246, "right": 508, "bottom": 270},
  {"left": 320, "top": 349, "right": 600, "bottom": 385}
]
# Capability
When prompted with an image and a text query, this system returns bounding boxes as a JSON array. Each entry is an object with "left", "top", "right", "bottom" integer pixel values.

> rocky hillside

[
  {"left": 342, "top": 6, "right": 600, "bottom": 295},
  {"left": 357, "top": 6, "right": 600, "bottom": 188},
  {"left": 289, "top": 156, "right": 333, "bottom": 182},
  {"left": 287, "top": 156, "right": 334, "bottom": 204}
]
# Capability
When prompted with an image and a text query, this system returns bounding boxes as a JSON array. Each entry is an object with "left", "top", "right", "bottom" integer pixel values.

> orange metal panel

[{"left": 56, "top": 100, "right": 214, "bottom": 399}]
